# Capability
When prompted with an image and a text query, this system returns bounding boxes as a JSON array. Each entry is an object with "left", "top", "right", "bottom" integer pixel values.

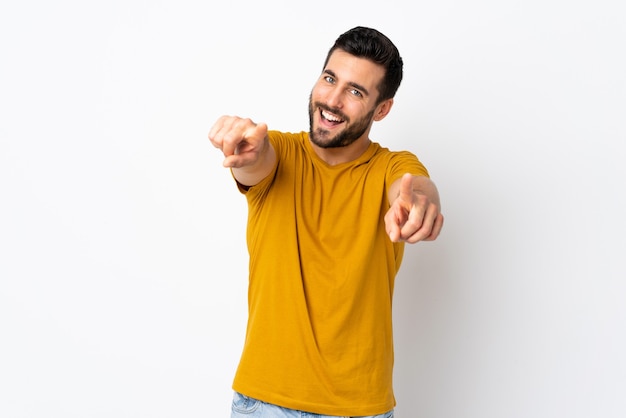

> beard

[{"left": 308, "top": 94, "right": 376, "bottom": 149}]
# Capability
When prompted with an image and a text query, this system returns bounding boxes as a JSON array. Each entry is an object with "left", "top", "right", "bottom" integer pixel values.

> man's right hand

[
  {"left": 208, "top": 115, "right": 269, "bottom": 169},
  {"left": 208, "top": 115, "right": 276, "bottom": 187}
]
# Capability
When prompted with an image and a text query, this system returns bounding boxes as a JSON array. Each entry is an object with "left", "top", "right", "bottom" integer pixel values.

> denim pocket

[{"left": 231, "top": 392, "right": 261, "bottom": 415}]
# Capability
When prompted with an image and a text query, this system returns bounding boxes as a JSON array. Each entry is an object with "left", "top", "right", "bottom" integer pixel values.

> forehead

[{"left": 324, "top": 49, "right": 385, "bottom": 93}]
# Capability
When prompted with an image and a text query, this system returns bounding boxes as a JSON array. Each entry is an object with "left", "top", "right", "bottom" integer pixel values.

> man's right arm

[{"left": 208, "top": 115, "right": 277, "bottom": 187}]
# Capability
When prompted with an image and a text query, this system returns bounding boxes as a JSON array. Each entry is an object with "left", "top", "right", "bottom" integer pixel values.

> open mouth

[{"left": 320, "top": 109, "right": 345, "bottom": 126}]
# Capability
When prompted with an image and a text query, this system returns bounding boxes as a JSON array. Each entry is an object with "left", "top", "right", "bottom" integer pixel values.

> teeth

[{"left": 322, "top": 110, "right": 342, "bottom": 122}]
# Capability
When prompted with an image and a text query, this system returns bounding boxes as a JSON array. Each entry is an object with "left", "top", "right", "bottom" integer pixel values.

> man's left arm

[{"left": 385, "top": 173, "right": 444, "bottom": 243}]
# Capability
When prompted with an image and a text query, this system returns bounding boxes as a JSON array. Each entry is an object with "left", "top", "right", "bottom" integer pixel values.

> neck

[{"left": 310, "top": 136, "right": 371, "bottom": 166}]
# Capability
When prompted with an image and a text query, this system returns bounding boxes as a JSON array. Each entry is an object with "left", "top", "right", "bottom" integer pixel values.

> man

[{"left": 209, "top": 26, "right": 443, "bottom": 418}]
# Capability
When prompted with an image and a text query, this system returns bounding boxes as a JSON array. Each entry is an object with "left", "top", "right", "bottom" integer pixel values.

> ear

[{"left": 373, "top": 98, "right": 394, "bottom": 121}]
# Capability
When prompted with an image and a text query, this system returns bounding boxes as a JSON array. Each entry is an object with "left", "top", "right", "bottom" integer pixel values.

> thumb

[
  {"left": 248, "top": 122, "right": 268, "bottom": 142},
  {"left": 398, "top": 173, "right": 414, "bottom": 205}
]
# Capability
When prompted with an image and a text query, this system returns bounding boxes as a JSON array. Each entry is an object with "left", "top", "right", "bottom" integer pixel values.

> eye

[
  {"left": 349, "top": 88, "right": 363, "bottom": 98},
  {"left": 324, "top": 75, "right": 335, "bottom": 84}
]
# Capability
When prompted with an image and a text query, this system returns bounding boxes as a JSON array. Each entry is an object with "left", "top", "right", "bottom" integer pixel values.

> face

[{"left": 308, "top": 50, "right": 389, "bottom": 149}]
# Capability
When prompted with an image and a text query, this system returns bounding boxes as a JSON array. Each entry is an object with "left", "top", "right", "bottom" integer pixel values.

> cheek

[
  {"left": 310, "top": 87, "right": 324, "bottom": 103},
  {"left": 311, "top": 80, "right": 337, "bottom": 101}
]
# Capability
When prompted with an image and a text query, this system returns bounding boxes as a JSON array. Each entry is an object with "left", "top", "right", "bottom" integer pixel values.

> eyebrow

[{"left": 324, "top": 69, "right": 370, "bottom": 97}]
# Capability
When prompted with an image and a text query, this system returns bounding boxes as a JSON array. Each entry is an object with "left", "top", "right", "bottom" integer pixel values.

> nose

[{"left": 325, "top": 86, "right": 344, "bottom": 109}]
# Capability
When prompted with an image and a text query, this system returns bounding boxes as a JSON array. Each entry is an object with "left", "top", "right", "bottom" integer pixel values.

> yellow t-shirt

[{"left": 232, "top": 131, "right": 429, "bottom": 416}]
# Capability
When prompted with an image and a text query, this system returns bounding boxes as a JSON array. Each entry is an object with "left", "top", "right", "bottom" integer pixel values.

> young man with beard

[{"left": 209, "top": 26, "right": 444, "bottom": 418}]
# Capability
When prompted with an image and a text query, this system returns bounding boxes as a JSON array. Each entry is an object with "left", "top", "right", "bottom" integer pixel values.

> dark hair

[{"left": 323, "top": 26, "right": 403, "bottom": 104}]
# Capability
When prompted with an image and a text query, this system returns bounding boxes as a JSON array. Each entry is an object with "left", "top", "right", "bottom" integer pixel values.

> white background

[{"left": 1, "top": 1, "right": 625, "bottom": 417}]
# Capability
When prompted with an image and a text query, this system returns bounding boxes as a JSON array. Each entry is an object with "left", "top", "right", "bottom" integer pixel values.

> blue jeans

[{"left": 231, "top": 392, "right": 394, "bottom": 418}]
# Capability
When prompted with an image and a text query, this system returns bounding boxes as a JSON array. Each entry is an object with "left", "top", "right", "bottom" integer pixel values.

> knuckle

[{"left": 414, "top": 193, "right": 429, "bottom": 205}]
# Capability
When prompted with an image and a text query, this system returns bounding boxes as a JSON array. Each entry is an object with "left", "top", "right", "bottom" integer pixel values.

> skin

[{"left": 209, "top": 49, "right": 444, "bottom": 243}]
